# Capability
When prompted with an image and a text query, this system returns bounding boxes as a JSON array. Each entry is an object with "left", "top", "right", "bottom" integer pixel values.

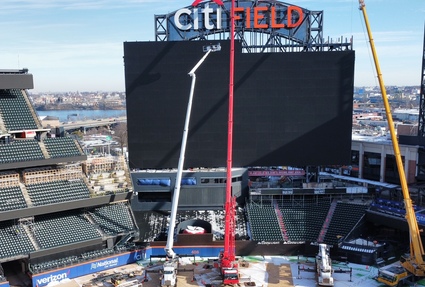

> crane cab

[
  {"left": 222, "top": 268, "right": 239, "bottom": 285},
  {"left": 376, "top": 266, "right": 409, "bottom": 287}
]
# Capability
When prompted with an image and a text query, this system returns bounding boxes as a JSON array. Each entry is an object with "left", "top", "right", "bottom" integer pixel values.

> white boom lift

[
  {"left": 316, "top": 243, "right": 334, "bottom": 286},
  {"left": 161, "top": 43, "right": 221, "bottom": 287}
]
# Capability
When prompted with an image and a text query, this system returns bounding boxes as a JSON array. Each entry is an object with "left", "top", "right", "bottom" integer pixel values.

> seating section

[
  {"left": 370, "top": 198, "right": 414, "bottom": 218},
  {"left": 30, "top": 255, "right": 79, "bottom": 274},
  {"left": 30, "top": 246, "right": 131, "bottom": 274},
  {"left": 247, "top": 204, "right": 283, "bottom": 242},
  {"left": 280, "top": 201, "right": 330, "bottom": 242},
  {"left": 27, "top": 179, "right": 91, "bottom": 206},
  {"left": 0, "top": 89, "right": 38, "bottom": 131},
  {"left": 0, "top": 140, "right": 45, "bottom": 164},
  {"left": 89, "top": 202, "right": 135, "bottom": 235},
  {"left": 44, "top": 137, "right": 84, "bottom": 158},
  {"left": 0, "top": 186, "right": 27, "bottom": 211},
  {"left": 323, "top": 202, "right": 368, "bottom": 245},
  {"left": 0, "top": 221, "right": 35, "bottom": 259},
  {"left": 34, "top": 211, "right": 100, "bottom": 249}
]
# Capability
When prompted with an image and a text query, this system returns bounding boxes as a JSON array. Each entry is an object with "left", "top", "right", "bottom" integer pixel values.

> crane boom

[
  {"left": 219, "top": 0, "right": 239, "bottom": 284},
  {"left": 359, "top": 0, "right": 425, "bottom": 280}
]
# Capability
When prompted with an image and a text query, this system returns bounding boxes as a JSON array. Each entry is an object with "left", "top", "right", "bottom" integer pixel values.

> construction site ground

[{"left": 62, "top": 256, "right": 425, "bottom": 287}]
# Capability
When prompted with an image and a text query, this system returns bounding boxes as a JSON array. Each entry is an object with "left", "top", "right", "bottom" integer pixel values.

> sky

[{"left": 0, "top": 0, "right": 424, "bottom": 92}]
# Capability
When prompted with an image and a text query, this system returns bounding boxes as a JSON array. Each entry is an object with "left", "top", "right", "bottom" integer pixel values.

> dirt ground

[
  {"left": 71, "top": 259, "right": 293, "bottom": 287},
  {"left": 140, "top": 262, "right": 292, "bottom": 287},
  {"left": 266, "top": 263, "right": 293, "bottom": 287}
]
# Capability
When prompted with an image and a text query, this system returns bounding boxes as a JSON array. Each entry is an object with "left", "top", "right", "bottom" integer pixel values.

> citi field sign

[{"left": 173, "top": 0, "right": 304, "bottom": 31}]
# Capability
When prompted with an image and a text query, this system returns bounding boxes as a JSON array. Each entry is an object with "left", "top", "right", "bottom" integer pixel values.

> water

[{"left": 36, "top": 110, "right": 127, "bottom": 122}]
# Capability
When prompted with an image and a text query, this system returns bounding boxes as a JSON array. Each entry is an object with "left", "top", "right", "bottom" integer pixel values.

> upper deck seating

[
  {"left": 0, "top": 89, "right": 38, "bottom": 131},
  {"left": 44, "top": 137, "right": 84, "bottom": 158},
  {"left": 0, "top": 186, "right": 27, "bottom": 211},
  {"left": 0, "top": 140, "right": 45, "bottom": 164},
  {"left": 27, "top": 179, "right": 91, "bottom": 206}
]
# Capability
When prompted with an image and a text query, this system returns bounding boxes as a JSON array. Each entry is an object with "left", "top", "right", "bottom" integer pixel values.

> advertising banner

[{"left": 31, "top": 250, "right": 145, "bottom": 287}]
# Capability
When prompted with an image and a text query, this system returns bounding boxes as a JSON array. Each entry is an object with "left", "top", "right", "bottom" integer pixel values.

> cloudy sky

[{"left": 0, "top": 0, "right": 424, "bottom": 92}]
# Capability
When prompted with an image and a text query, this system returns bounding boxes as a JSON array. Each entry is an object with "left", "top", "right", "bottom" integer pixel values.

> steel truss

[{"left": 155, "top": 0, "right": 352, "bottom": 52}]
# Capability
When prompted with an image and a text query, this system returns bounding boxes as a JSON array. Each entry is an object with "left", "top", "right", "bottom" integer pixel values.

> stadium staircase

[
  {"left": 19, "top": 217, "right": 40, "bottom": 250},
  {"left": 38, "top": 141, "right": 50, "bottom": 159},
  {"left": 18, "top": 182, "right": 33, "bottom": 207},
  {"left": 0, "top": 115, "right": 6, "bottom": 132},
  {"left": 83, "top": 212, "right": 106, "bottom": 237},
  {"left": 22, "top": 90, "right": 42, "bottom": 128},
  {"left": 317, "top": 199, "right": 337, "bottom": 243},
  {"left": 273, "top": 200, "right": 289, "bottom": 241},
  {"left": 73, "top": 138, "right": 84, "bottom": 155}
]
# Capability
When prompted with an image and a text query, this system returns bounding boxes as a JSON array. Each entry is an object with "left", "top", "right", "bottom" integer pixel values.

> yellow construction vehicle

[{"left": 359, "top": 0, "right": 425, "bottom": 285}]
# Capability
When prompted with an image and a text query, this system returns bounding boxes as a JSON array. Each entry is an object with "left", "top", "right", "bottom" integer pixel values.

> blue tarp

[{"left": 137, "top": 178, "right": 171, "bottom": 186}]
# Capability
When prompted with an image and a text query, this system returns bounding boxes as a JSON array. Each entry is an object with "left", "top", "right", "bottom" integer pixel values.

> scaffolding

[
  {"left": 154, "top": 0, "right": 352, "bottom": 52},
  {"left": 22, "top": 165, "right": 83, "bottom": 185},
  {"left": 0, "top": 171, "right": 20, "bottom": 188}
]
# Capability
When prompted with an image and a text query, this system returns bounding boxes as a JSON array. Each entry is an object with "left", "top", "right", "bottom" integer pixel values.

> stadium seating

[
  {"left": 323, "top": 202, "right": 368, "bottom": 245},
  {"left": 30, "top": 246, "right": 131, "bottom": 274},
  {"left": 44, "top": 137, "right": 84, "bottom": 158},
  {"left": 27, "top": 179, "right": 91, "bottom": 206},
  {"left": 0, "top": 186, "right": 27, "bottom": 211},
  {"left": 0, "top": 220, "right": 35, "bottom": 259},
  {"left": 246, "top": 203, "right": 284, "bottom": 242},
  {"left": 0, "top": 89, "right": 38, "bottom": 131},
  {"left": 280, "top": 201, "right": 331, "bottom": 242},
  {"left": 89, "top": 202, "right": 135, "bottom": 235},
  {"left": 30, "top": 255, "right": 80, "bottom": 274},
  {"left": 0, "top": 140, "right": 45, "bottom": 164},
  {"left": 33, "top": 211, "right": 100, "bottom": 249}
]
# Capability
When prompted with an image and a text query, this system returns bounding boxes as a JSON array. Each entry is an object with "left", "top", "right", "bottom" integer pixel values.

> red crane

[{"left": 219, "top": 0, "right": 239, "bottom": 284}]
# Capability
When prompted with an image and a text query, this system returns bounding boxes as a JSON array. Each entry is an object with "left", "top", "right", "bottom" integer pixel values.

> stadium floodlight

[{"left": 165, "top": 42, "right": 221, "bottom": 259}]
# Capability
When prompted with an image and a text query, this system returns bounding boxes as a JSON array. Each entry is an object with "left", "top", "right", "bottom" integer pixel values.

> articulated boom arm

[
  {"left": 359, "top": 0, "right": 425, "bottom": 275},
  {"left": 164, "top": 47, "right": 217, "bottom": 259}
]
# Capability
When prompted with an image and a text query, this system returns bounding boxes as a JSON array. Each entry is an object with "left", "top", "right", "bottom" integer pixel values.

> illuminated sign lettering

[{"left": 174, "top": 1, "right": 304, "bottom": 31}]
